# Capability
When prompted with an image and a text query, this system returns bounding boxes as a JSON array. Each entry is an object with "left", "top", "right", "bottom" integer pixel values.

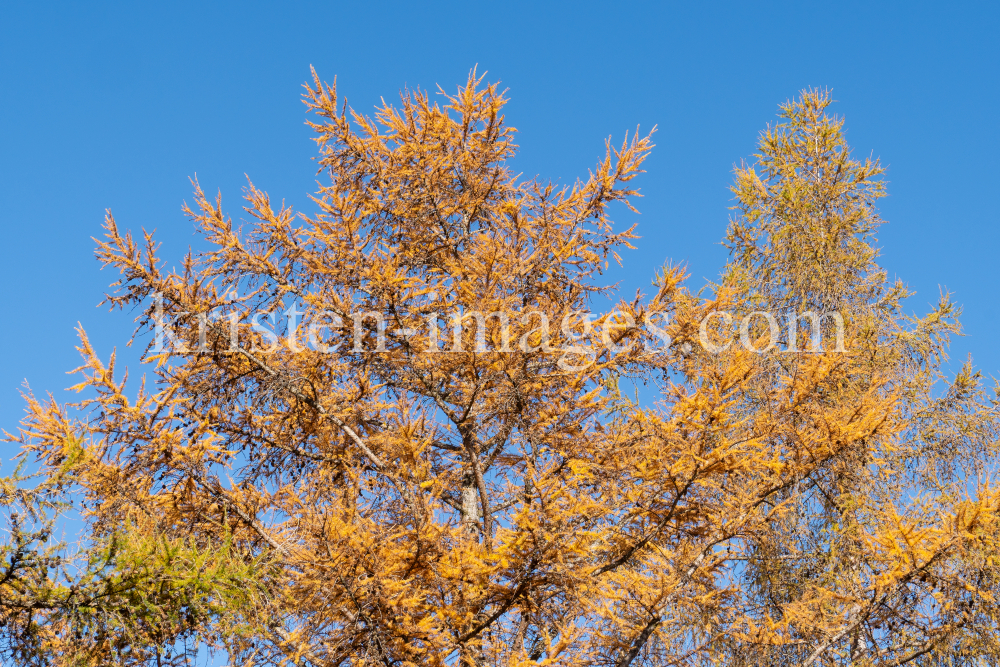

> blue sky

[{"left": 2, "top": 0, "right": 998, "bottom": 443}]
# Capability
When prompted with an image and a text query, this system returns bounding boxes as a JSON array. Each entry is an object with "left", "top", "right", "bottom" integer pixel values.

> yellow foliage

[{"left": 4, "top": 78, "right": 1000, "bottom": 667}]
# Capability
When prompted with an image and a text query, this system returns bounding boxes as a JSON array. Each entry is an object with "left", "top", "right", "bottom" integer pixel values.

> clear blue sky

[{"left": 2, "top": 0, "right": 998, "bottom": 443}]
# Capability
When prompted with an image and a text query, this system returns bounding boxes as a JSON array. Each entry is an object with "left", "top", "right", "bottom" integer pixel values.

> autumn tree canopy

[{"left": 4, "top": 72, "right": 1000, "bottom": 667}]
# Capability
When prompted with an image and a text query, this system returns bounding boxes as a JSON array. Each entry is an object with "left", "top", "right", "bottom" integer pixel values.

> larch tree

[{"left": 4, "top": 73, "right": 1000, "bottom": 667}]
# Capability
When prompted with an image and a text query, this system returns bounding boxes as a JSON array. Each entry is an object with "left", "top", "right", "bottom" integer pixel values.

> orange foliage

[{"left": 5, "top": 77, "right": 1000, "bottom": 667}]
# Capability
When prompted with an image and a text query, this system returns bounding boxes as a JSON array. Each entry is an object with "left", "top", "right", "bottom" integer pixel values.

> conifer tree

[{"left": 5, "top": 76, "right": 999, "bottom": 666}]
